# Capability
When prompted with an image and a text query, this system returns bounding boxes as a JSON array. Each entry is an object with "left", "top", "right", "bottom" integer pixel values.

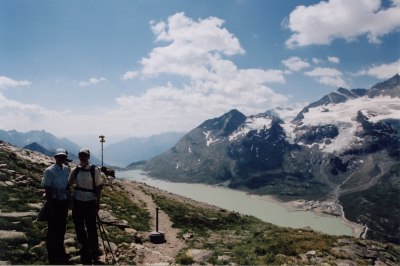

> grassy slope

[
  {"left": 1, "top": 142, "right": 400, "bottom": 265},
  {"left": 0, "top": 144, "right": 150, "bottom": 264}
]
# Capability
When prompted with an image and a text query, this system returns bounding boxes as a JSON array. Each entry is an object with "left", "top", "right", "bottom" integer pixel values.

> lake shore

[
  {"left": 279, "top": 198, "right": 366, "bottom": 238},
  {"left": 248, "top": 193, "right": 283, "bottom": 204},
  {"left": 245, "top": 194, "right": 365, "bottom": 238},
  {"left": 118, "top": 170, "right": 356, "bottom": 237}
]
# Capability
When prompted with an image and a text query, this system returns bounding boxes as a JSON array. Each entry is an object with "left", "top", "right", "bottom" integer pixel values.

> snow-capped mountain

[{"left": 145, "top": 74, "right": 400, "bottom": 243}]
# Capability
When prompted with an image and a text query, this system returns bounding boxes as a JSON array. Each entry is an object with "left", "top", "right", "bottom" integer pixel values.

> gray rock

[
  {"left": 98, "top": 210, "right": 129, "bottom": 228},
  {"left": 0, "top": 230, "right": 26, "bottom": 240},
  {"left": 183, "top": 233, "right": 193, "bottom": 240},
  {"left": 298, "top": 254, "right": 308, "bottom": 262},
  {"left": 336, "top": 259, "right": 358, "bottom": 266},
  {"left": 306, "top": 250, "right": 317, "bottom": 256},
  {"left": 65, "top": 246, "right": 78, "bottom": 254},
  {"left": 27, "top": 203, "right": 42, "bottom": 210},
  {"left": 5, "top": 181, "right": 14, "bottom": 186},
  {"left": 124, "top": 228, "right": 137, "bottom": 235},
  {"left": 217, "top": 255, "right": 231, "bottom": 262},
  {"left": 186, "top": 249, "right": 214, "bottom": 263},
  {"left": 64, "top": 238, "right": 76, "bottom": 245},
  {"left": 0, "top": 211, "right": 37, "bottom": 218}
]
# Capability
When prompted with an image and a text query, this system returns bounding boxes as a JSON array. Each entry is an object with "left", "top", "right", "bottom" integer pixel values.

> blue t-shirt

[{"left": 41, "top": 164, "right": 69, "bottom": 200}]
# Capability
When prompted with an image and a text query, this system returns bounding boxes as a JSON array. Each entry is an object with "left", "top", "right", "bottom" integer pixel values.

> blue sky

[{"left": 1, "top": 0, "right": 399, "bottom": 145}]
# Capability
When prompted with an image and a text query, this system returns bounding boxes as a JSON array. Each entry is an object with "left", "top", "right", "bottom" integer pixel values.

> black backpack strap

[{"left": 90, "top": 165, "right": 97, "bottom": 191}]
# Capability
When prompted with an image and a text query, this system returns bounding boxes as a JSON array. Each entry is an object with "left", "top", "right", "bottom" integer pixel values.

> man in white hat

[
  {"left": 69, "top": 147, "right": 102, "bottom": 264},
  {"left": 41, "top": 148, "right": 70, "bottom": 264}
]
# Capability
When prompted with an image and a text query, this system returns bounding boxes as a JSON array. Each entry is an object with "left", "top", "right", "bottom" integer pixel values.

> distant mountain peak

[
  {"left": 368, "top": 73, "right": 400, "bottom": 98},
  {"left": 23, "top": 142, "right": 53, "bottom": 157},
  {"left": 199, "top": 109, "right": 246, "bottom": 137}
]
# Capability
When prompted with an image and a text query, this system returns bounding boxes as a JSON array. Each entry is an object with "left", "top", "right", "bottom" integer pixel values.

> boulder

[
  {"left": 124, "top": 228, "right": 137, "bottom": 235},
  {"left": 185, "top": 249, "right": 214, "bottom": 263},
  {"left": 98, "top": 210, "right": 129, "bottom": 228}
]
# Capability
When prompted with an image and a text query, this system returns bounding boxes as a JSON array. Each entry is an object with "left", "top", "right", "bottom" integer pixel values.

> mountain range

[
  {"left": 0, "top": 129, "right": 183, "bottom": 167},
  {"left": 104, "top": 132, "right": 185, "bottom": 167},
  {"left": 0, "top": 130, "right": 103, "bottom": 165},
  {"left": 144, "top": 74, "right": 400, "bottom": 243}
]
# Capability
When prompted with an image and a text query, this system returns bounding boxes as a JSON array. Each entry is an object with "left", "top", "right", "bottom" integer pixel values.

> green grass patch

[{"left": 101, "top": 185, "right": 150, "bottom": 232}]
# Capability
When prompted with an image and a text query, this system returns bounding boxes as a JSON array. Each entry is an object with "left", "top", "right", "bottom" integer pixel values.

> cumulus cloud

[
  {"left": 354, "top": 59, "right": 400, "bottom": 79},
  {"left": 136, "top": 12, "right": 246, "bottom": 79},
  {"left": 285, "top": 0, "right": 400, "bottom": 48},
  {"left": 121, "top": 71, "right": 138, "bottom": 81},
  {"left": 0, "top": 93, "right": 60, "bottom": 123},
  {"left": 282, "top": 56, "right": 310, "bottom": 72},
  {"left": 327, "top": 56, "right": 340, "bottom": 64},
  {"left": 129, "top": 12, "right": 286, "bottom": 85},
  {"left": 0, "top": 76, "right": 31, "bottom": 89},
  {"left": 78, "top": 77, "right": 106, "bottom": 87},
  {"left": 304, "top": 67, "right": 348, "bottom": 87},
  {"left": 117, "top": 12, "right": 288, "bottom": 132},
  {"left": 111, "top": 80, "right": 288, "bottom": 135}
]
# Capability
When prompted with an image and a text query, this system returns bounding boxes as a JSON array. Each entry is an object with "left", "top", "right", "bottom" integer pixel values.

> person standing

[
  {"left": 41, "top": 148, "right": 70, "bottom": 265},
  {"left": 68, "top": 148, "right": 102, "bottom": 264}
]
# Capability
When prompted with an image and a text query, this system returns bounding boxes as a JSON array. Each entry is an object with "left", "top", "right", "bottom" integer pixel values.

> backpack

[{"left": 73, "top": 164, "right": 98, "bottom": 194}]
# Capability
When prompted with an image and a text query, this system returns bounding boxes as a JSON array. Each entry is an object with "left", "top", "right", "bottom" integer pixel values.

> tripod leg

[
  {"left": 97, "top": 214, "right": 117, "bottom": 264},
  {"left": 97, "top": 216, "right": 108, "bottom": 264}
]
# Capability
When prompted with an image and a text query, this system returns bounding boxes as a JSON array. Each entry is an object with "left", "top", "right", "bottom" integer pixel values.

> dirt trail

[{"left": 117, "top": 179, "right": 186, "bottom": 265}]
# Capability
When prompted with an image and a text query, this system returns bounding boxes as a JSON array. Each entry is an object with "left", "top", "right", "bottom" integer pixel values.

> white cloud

[
  {"left": 110, "top": 79, "right": 288, "bottom": 136},
  {"left": 136, "top": 12, "right": 246, "bottom": 80},
  {"left": 78, "top": 77, "right": 106, "bottom": 87},
  {"left": 354, "top": 59, "right": 400, "bottom": 79},
  {"left": 0, "top": 93, "right": 60, "bottom": 125},
  {"left": 327, "top": 56, "right": 340, "bottom": 64},
  {"left": 282, "top": 56, "right": 310, "bottom": 72},
  {"left": 135, "top": 12, "right": 286, "bottom": 84},
  {"left": 117, "top": 12, "right": 288, "bottom": 132},
  {"left": 305, "top": 67, "right": 347, "bottom": 87},
  {"left": 285, "top": 0, "right": 400, "bottom": 48},
  {"left": 121, "top": 71, "right": 138, "bottom": 81},
  {"left": 312, "top": 58, "right": 323, "bottom": 64},
  {"left": 0, "top": 76, "right": 31, "bottom": 89}
]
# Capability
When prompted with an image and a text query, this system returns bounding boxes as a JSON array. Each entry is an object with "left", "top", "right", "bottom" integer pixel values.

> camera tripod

[{"left": 97, "top": 214, "right": 117, "bottom": 265}]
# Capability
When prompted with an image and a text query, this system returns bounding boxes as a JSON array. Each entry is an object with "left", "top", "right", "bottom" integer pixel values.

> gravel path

[{"left": 118, "top": 179, "right": 186, "bottom": 265}]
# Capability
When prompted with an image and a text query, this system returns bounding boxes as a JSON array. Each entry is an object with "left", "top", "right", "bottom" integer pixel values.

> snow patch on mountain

[
  {"left": 203, "top": 131, "right": 220, "bottom": 146},
  {"left": 281, "top": 122, "right": 296, "bottom": 144},
  {"left": 229, "top": 116, "right": 273, "bottom": 141},
  {"left": 300, "top": 96, "right": 400, "bottom": 153}
]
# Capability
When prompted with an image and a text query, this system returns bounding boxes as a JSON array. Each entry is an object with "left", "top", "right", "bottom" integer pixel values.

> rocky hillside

[
  {"left": 0, "top": 129, "right": 102, "bottom": 165},
  {"left": 144, "top": 74, "right": 400, "bottom": 243},
  {"left": 1, "top": 141, "right": 400, "bottom": 265}
]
